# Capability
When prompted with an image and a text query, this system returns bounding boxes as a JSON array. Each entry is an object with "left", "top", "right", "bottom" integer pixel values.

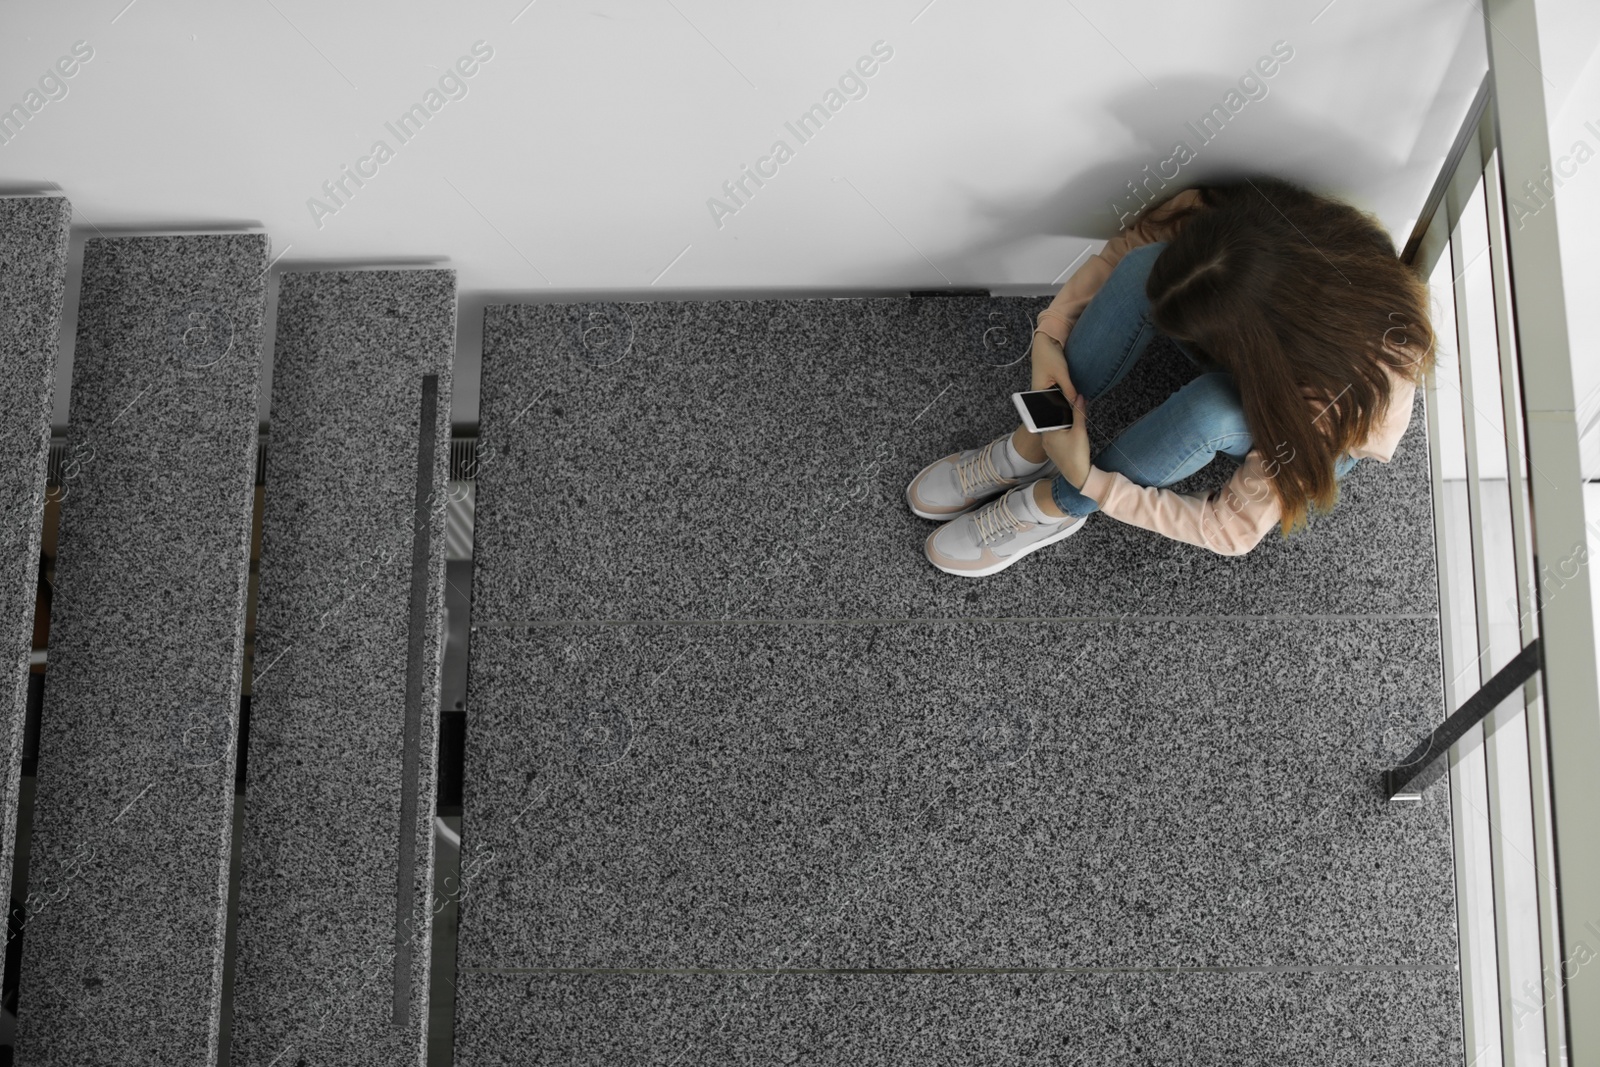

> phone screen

[{"left": 1020, "top": 388, "right": 1073, "bottom": 431}]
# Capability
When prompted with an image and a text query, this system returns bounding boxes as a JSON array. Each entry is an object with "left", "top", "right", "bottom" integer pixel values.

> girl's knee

[
  {"left": 1176, "top": 371, "right": 1243, "bottom": 412},
  {"left": 1172, "top": 372, "right": 1250, "bottom": 440},
  {"left": 1117, "top": 240, "right": 1166, "bottom": 272}
]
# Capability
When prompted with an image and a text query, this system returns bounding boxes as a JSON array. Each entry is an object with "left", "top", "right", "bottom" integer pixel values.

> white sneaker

[
  {"left": 924, "top": 483, "right": 1088, "bottom": 577},
  {"left": 905, "top": 435, "right": 1056, "bottom": 521}
]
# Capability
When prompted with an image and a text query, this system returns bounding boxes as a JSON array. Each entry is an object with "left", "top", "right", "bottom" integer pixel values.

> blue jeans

[{"left": 1048, "top": 241, "right": 1359, "bottom": 517}]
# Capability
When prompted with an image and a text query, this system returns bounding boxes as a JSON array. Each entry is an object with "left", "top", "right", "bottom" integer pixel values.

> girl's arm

[{"left": 1077, "top": 454, "right": 1284, "bottom": 557}]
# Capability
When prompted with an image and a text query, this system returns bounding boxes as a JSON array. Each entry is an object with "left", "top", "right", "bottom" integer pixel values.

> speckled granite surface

[
  {"left": 456, "top": 295, "right": 1458, "bottom": 1063},
  {"left": 230, "top": 269, "right": 456, "bottom": 1067},
  {"left": 0, "top": 196, "right": 70, "bottom": 911},
  {"left": 470, "top": 299, "right": 1438, "bottom": 622},
  {"left": 15, "top": 233, "right": 267, "bottom": 1066},
  {"left": 455, "top": 619, "right": 1453, "bottom": 972},
  {"left": 454, "top": 970, "right": 1463, "bottom": 1066}
]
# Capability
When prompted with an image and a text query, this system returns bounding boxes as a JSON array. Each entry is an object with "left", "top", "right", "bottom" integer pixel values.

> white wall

[{"left": 0, "top": 0, "right": 1488, "bottom": 428}]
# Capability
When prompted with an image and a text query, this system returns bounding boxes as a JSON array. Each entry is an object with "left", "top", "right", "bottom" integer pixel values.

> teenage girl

[{"left": 907, "top": 176, "right": 1437, "bottom": 576}]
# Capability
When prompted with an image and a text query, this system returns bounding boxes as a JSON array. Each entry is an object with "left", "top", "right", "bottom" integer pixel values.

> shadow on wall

[
  {"left": 0, "top": 182, "right": 64, "bottom": 197},
  {"left": 956, "top": 0, "right": 1483, "bottom": 267},
  {"left": 959, "top": 72, "right": 1394, "bottom": 265}
]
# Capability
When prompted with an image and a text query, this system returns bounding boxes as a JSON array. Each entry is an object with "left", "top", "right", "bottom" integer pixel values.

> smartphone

[{"left": 1012, "top": 387, "right": 1074, "bottom": 433}]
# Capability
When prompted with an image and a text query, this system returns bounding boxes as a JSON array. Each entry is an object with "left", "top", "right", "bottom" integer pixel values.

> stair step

[
  {"left": 0, "top": 196, "right": 71, "bottom": 911},
  {"left": 455, "top": 970, "right": 1464, "bottom": 1065},
  {"left": 16, "top": 233, "right": 268, "bottom": 1065},
  {"left": 230, "top": 269, "right": 455, "bottom": 1067},
  {"left": 457, "top": 619, "right": 1457, "bottom": 973},
  {"left": 470, "top": 298, "right": 1437, "bottom": 621}
]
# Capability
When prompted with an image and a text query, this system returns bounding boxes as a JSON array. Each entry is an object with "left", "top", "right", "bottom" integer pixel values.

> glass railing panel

[
  {"left": 1428, "top": 206, "right": 1505, "bottom": 1067},
  {"left": 1465, "top": 165, "right": 1551, "bottom": 1067}
]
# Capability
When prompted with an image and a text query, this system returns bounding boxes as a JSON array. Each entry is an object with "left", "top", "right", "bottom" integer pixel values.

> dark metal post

[{"left": 1381, "top": 638, "right": 1543, "bottom": 801}]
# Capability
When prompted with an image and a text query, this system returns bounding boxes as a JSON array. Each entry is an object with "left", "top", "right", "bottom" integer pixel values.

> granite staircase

[{"left": 0, "top": 195, "right": 1462, "bottom": 1065}]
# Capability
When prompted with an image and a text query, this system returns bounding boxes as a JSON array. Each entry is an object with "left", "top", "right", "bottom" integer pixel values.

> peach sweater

[{"left": 1034, "top": 189, "right": 1418, "bottom": 556}]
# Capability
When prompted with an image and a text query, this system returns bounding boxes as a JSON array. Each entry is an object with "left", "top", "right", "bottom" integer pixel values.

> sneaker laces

[
  {"left": 972, "top": 490, "right": 1028, "bottom": 545},
  {"left": 954, "top": 440, "right": 1009, "bottom": 499}
]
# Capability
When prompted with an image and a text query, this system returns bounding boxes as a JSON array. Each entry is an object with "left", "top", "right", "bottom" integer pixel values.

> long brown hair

[{"left": 1145, "top": 177, "right": 1437, "bottom": 538}]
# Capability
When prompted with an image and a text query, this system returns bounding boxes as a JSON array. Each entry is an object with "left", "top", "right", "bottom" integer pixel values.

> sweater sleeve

[
  {"left": 1078, "top": 454, "right": 1285, "bottom": 557},
  {"left": 1035, "top": 187, "right": 1207, "bottom": 346}
]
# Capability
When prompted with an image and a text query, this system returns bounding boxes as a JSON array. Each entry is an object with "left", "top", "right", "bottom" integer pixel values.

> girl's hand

[
  {"left": 1039, "top": 392, "right": 1092, "bottom": 490},
  {"left": 1031, "top": 330, "right": 1077, "bottom": 397}
]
